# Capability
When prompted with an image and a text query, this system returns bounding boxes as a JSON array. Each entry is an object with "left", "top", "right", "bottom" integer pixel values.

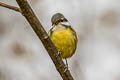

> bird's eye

[
  {"left": 61, "top": 18, "right": 68, "bottom": 22},
  {"left": 60, "top": 19, "right": 64, "bottom": 22},
  {"left": 60, "top": 18, "right": 67, "bottom": 22}
]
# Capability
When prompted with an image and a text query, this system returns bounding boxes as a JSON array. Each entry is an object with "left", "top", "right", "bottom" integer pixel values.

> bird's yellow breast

[{"left": 50, "top": 28, "right": 77, "bottom": 59}]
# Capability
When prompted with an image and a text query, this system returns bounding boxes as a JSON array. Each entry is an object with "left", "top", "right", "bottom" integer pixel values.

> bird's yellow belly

[{"left": 50, "top": 29, "right": 76, "bottom": 59}]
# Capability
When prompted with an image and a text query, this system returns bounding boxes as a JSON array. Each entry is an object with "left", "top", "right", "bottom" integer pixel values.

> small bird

[{"left": 48, "top": 13, "right": 78, "bottom": 67}]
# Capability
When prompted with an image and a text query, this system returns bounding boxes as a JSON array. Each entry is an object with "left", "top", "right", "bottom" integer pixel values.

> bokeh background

[{"left": 0, "top": 0, "right": 120, "bottom": 80}]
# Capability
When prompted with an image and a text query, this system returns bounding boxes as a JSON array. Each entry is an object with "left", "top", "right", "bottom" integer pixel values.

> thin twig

[{"left": 0, "top": 2, "right": 20, "bottom": 12}]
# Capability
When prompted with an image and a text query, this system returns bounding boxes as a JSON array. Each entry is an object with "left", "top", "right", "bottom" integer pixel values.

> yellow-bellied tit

[{"left": 48, "top": 13, "right": 78, "bottom": 66}]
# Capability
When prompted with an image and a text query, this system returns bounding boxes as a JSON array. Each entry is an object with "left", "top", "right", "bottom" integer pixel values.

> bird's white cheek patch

[{"left": 61, "top": 22, "right": 71, "bottom": 26}]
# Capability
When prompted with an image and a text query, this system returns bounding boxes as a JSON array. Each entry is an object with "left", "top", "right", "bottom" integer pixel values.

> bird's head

[{"left": 51, "top": 13, "right": 69, "bottom": 26}]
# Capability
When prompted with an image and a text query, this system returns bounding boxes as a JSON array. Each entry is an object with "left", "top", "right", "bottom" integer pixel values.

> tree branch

[
  {"left": 0, "top": 2, "right": 20, "bottom": 12},
  {"left": 15, "top": 0, "right": 74, "bottom": 80},
  {"left": 0, "top": 1, "right": 74, "bottom": 80}
]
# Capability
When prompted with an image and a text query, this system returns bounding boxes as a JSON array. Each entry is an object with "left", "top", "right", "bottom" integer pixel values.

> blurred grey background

[{"left": 0, "top": 0, "right": 120, "bottom": 80}]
